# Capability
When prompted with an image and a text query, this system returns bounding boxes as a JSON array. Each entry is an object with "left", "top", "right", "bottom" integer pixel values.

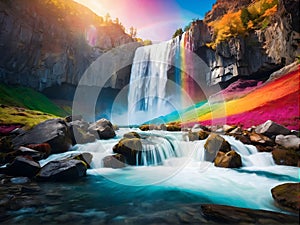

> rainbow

[{"left": 159, "top": 65, "right": 300, "bottom": 130}]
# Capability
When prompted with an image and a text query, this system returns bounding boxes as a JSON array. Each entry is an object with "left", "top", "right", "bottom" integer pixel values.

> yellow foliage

[
  {"left": 209, "top": 10, "right": 245, "bottom": 44},
  {"left": 247, "top": 20, "right": 254, "bottom": 29},
  {"left": 262, "top": 5, "right": 277, "bottom": 17}
]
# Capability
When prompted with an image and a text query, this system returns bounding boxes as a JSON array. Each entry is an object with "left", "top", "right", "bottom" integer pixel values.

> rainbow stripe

[{"left": 164, "top": 65, "right": 299, "bottom": 130}]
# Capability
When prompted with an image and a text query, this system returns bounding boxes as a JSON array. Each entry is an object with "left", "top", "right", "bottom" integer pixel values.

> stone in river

[
  {"left": 4, "top": 156, "right": 41, "bottom": 177},
  {"left": 272, "top": 148, "right": 299, "bottom": 166},
  {"left": 88, "top": 118, "right": 116, "bottom": 140},
  {"left": 214, "top": 150, "right": 242, "bottom": 168},
  {"left": 113, "top": 138, "right": 142, "bottom": 165},
  {"left": 102, "top": 154, "right": 126, "bottom": 168},
  {"left": 275, "top": 135, "right": 300, "bottom": 150},
  {"left": 204, "top": 134, "right": 231, "bottom": 162},
  {"left": 37, "top": 159, "right": 87, "bottom": 181},
  {"left": 271, "top": 183, "right": 299, "bottom": 213}
]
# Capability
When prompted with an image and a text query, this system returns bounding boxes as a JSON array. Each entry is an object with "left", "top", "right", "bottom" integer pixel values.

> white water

[
  {"left": 40, "top": 129, "right": 299, "bottom": 214},
  {"left": 127, "top": 37, "right": 182, "bottom": 124}
]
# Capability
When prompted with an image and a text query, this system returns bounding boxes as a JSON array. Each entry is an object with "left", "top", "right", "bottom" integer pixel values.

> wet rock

[
  {"left": 214, "top": 150, "right": 242, "bottom": 168},
  {"left": 191, "top": 124, "right": 211, "bottom": 132},
  {"left": 139, "top": 124, "right": 157, "bottom": 131},
  {"left": 37, "top": 159, "right": 87, "bottom": 181},
  {"left": 201, "top": 204, "right": 298, "bottom": 225},
  {"left": 70, "top": 125, "right": 96, "bottom": 144},
  {"left": 123, "top": 132, "right": 141, "bottom": 139},
  {"left": 113, "top": 138, "right": 142, "bottom": 165},
  {"left": 166, "top": 122, "right": 181, "bottom": 131},
  {"left": 102, "top": 154, "right": 126, "bottom": 168},
  {"left": 223, "top": 125, "right": 237, "bottom": 133},
  {"left": 12, "top": 119, "right": 72, "bottom": 154},
  {"left": 255, "top": 120, "right": 290, "bottom": 138},
  {"left": 232, "top": 134, "right": 251, "bottom": 145},
  {"left": 275, "top": 135, "right": 300, "bottom": 150},
  {"left": 249, "top": 132, "right": 274, "bottom": 146},
  {"left": 88, "top": 118, "right": 116, "bottom": 140},
  {"left": 272, "top": 148, "right": 299, "bottom": 166},
  {"left": 25, "top": 143, "right": 52, "bottom": 155},
  {"left": 204, "top": 134, "right": 231, "bottom": 162},
  {"left": 10, "top": 177, "right": 30, "bottom": 184},
  {"left": 188, "top": 130, "right": 210, "bottom": 141},
  {"left": 4, "top": 156, "right": 40, "bottom": 177},
  {"left": 271, "top": 183, "right": 299, "bottom": 213}
]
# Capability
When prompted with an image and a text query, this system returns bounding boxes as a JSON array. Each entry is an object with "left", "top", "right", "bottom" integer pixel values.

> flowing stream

[{"left": 40, "top": 129, "right": 299, "bottom": 216}]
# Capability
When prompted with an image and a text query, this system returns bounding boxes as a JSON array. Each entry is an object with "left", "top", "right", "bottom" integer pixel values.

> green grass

[
  {"left": 0, "top": 83, "right": 68, "bottom": 117},
  {"left": 0, "top": 105, "right": 58, "bottom": 130}
]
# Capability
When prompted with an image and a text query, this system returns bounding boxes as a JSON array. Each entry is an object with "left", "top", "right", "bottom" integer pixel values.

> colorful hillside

[{"left": 160, "top": 64, "right": 299, "bottom": 130}]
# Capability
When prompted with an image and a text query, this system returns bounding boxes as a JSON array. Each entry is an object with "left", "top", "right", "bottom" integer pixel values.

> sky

[{"left": 73, "top": 0, "right": 216, "bottom": 42}]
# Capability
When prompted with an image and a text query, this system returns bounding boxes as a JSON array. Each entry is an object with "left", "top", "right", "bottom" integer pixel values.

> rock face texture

[
  {"left": 0, "top": 0, "right": 135, "bottom": 90},
  {"left": 188, "top": 0, "right": 300, "bottom": 86}
]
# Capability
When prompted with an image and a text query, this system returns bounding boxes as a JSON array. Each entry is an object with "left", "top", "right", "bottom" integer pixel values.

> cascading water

[
  {"left": 38, "top": 129, "right": 299, "bottom": 217},
  {"left": 127, "top": 36, "right": 186, "bottom": 124}
]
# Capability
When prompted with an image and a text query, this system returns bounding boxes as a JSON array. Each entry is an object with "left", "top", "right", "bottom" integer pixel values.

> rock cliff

[
  {"left": 0, "top": 0, "right": 136, "bottom": 90},
  {"left": 187, "top": 0, "right": 299, "bottom": 86}
]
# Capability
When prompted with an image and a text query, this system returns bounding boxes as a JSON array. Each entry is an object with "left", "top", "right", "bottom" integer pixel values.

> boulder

[
  {"left": 37, "top": 159, "right": 87, "bottom": 181},
  {"left": 223, "top": 125, "right": 237, "bottom": 133},
  {"left": 188, "top": 130, "right": 210, "bottom": 141},
  {"left": 214, "top": 150, "right": 242, "bottom": 168},
  {"left": 232, "top": 134, "right": 251, "bottom": 145},
  {"left": 70, "top": 123, "right": 96, "bottom": 144},
  {"left": 102, "top": 154, "right": 126, "bottom": 169},
  {"left": 249, "top": 132, "right": 274, "bottom": 145},
  {"left": 255, "top": 120, "right": 290, "bottom": 137},
  {"left": 139, "top": 124, "right": 157, "bottom": 131},
  {"left": 191, "top": 124, "right": 211, "bottom": 132},
  {"left": 201, "top": 204, "right": 298, "bottom": 225},
  {"left": 113, "top": 138, "right": 142, "bottom": 165},
  {"left": 204, "top": 134, "right": 231, "bottom": 162},
  {"left": 271, "top": 183, "right": 299, "bottom": 213},
  {"left": 26, "top": 143, "right": 52, "bottom": 156},
  {"left": 275, "top": 135, "right": 300, "bottom": 150},
  {"left": 123, "top": 132, "right": 141, "bottom": 139},
  {"left": 12, "top": 119, "right": 72, "bottom": 154},
  {"left": 166, "top": 122, "right": 181, "bottom": 131},
  {"left": 4, "top": 156, "right": 40, "bottom": 177},
  {"left": 88, "top": 118, "right": 116, "bottom": 140},
  {"left": 272, "top": 148, "right": 299, "bottom": 166}
]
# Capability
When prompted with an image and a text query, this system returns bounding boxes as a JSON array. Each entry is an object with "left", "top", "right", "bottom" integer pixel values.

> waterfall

[{"left": 127, "top": 36, "right": 182, "bottom": 124}]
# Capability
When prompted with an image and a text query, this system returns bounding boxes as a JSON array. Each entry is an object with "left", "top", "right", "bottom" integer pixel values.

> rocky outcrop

[
  {"left": 0, "top": 0, "right": 136, "bottom": 91},
  {"left": 204, "top": 0, "right": 254, "bottom": 23},
  {"left": 188, "top": 0, "right": 300, "bottom": 86}
]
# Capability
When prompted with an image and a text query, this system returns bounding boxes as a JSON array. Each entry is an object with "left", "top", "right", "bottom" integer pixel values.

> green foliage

[
  {"left": 172, "top": 28, "right": 183, "bottom": 38},
  {"left": 0, "top": 83, "right": 68, "bottom": 117},
  {"left": 241, "top": 8, "right": 251, "bottom": 27}
]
